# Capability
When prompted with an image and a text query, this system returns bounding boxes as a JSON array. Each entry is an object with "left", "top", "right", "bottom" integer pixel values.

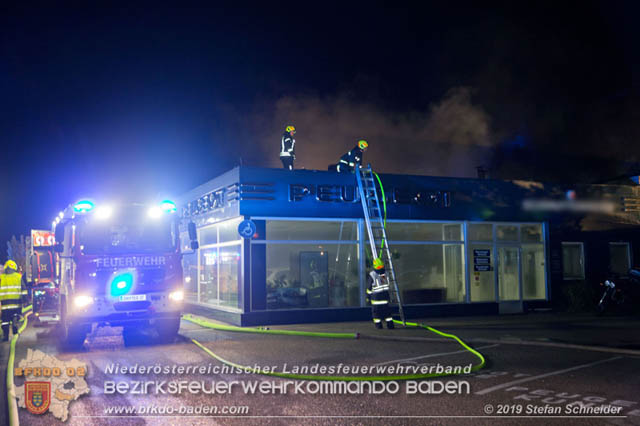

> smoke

[{"left": 237, "top": 87, "right": 497, "bottom": 177}]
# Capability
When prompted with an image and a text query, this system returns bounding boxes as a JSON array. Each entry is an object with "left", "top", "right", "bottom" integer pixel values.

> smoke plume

[{"left": 240, "top": 87, "right": 496, "bottom": 177}]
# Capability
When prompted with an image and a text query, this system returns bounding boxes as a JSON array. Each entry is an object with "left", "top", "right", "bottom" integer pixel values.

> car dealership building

[{"left": 177, "top": 167, "right": 640, "bottom": 325}]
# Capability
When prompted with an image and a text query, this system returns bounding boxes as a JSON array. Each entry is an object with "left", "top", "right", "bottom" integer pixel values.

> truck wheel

[
  {"left": 155, "top": 317, "right": 180, "bottom": 343},
  {"left": 60, "top": 300, "right": 87, "bottom": 349}
]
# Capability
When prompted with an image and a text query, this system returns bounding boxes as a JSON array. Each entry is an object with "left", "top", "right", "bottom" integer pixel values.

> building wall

[{"left": 177, "top": 167, "right": 640, "bottom": 324}]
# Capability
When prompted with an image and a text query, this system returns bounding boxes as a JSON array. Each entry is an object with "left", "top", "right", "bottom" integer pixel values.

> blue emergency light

[
  {"left": 73, "top": 200, "right": 95, "bottom": 213},
  {"left": 110, "top": 272, "right": 134, "bottom": 296},
  {"left": 160, "top": 200, "right": 177, "bottom": 212}
]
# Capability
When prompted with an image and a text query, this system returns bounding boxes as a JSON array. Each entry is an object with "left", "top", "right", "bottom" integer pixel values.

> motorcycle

[{"left": 596, "top": 268, "right": 640, "bottom": 315}]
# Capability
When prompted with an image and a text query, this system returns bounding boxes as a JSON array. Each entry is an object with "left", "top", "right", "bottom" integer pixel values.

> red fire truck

[{"left": 25, "top": 229, "right": 60, "bottom": 324}]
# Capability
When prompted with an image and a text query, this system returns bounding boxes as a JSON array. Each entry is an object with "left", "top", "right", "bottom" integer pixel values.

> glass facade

[
  {"left": 468, "top": 222, "right": 547, "bottom": 302},
  {"left": 188, "top": 218, "right": 547, "bottom": 313},
  {"left": 386, "top": 222, "right": 465, "bottom": 304},
  {"left": 522, "top": 245, "right": 545, "bottom": 299},
  {"left": 392, "top": 244, "right": 465, "bottom": 303},
  {"left": 259, "top": 220, "right": 360, "bottom": 310},
  {"left": 265, "top": 243, "right": 359, "bottom": 309},
  {"left": 468, "top": 243, "right": 495, "bottom": 302},
  {"left": 190, "top": 217, "right": 243, "bottom": 310}
]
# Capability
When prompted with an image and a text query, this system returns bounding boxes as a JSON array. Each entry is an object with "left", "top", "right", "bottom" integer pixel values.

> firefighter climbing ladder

[{"left": 355, "top": 164, "right": 406, "bottom": 325}]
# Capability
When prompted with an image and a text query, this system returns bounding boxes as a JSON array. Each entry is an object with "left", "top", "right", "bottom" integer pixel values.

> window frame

[
  {"left": 561, "top": 242, "right": 585, "bottom": 280},
  {"left": 608, "top": 242, "right": 631, "bottom": 277}
]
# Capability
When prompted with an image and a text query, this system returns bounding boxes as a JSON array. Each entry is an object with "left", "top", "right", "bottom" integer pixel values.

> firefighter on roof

[
  {"left": 280, "top": 125, "right": 296, "bottom": 170},
  {"left": 330, "top": 139, "right": 368, "bottom": 173},
  {"left": 1, "top": 260, "right": 27, "bottom": 341},
  {"left": 366, "top": 258, "right": 394, "bottom": 329}
]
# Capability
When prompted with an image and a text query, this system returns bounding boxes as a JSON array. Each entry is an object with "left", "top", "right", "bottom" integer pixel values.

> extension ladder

[{"left": 355, "top": 164, "right": 406, "bottom": 325}]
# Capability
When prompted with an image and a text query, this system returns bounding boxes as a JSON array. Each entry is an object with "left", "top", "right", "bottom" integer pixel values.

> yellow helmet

[
  {"left": 4, "top": 260, "right": 17, "bottom": 270},
  {"left": 285, "top": 125, "right": 296, "bottom": 134},
  {"left": 373, "top": 258, "right": 384, "bottom": 270},
  {"left": 358, "top": 140, "right": 368, "bottom": 150}
]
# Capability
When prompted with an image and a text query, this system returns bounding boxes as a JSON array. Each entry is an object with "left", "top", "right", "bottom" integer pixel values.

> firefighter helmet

[
  {"left": 373, "top": 258, "right": 384, "bottom": 270},
  {"left": 285, "top": 125, "right": 296, "bottom": 134},
  {"left": 358, "top": 140, "right": 368, "bottom": 150},
  {"left": 4, "top": 260, "right": 17, "bottom": 271}
]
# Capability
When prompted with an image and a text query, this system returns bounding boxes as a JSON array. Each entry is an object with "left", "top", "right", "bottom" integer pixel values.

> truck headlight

[
  {"left": 168, "top": 290, "right": 184, "bottom": 302},
  {"left": 74, "top": 295, "right": 94, "bottom": 308}
]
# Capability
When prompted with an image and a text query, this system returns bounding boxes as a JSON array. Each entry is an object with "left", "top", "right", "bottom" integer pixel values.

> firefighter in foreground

[
  {"left": 366, "top": 258, "right": 394, "bottom": 329},
  {"left": 329, "top": 139, "right": 368, "bottom": 173},
  {"left": 1, "top": 260, "right": 27, "bottom": 341},
  {"left": 280, "top": 125, "right": 296, "bottom": 170}
]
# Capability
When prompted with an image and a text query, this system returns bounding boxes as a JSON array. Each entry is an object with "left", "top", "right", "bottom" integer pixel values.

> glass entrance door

[{"left": 497, "top": 246, "right": 521, "bottom": 301}]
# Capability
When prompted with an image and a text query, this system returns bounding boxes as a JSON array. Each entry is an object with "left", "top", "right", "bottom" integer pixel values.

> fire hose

[{"left": 184, "top": 314, "right": 485, "bottom": 381}]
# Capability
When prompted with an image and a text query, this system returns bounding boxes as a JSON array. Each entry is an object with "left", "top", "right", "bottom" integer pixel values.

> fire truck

[
  {"left": 25, "top": 229, "right": 60, "bottom": 324},
  {"left": 52, "top": 200, "right": 198, "bottom": 347}
]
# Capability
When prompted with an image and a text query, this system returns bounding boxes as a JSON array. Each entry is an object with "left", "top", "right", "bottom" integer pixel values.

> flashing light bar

[
  {"left": 148, "top": 206, "right": 163, "bottom": 218},
  {"left": 73, "top": 200, "right": 95, "bottom": 213},
  {"left": 149, "top": 200, "right": 177, "bottom": 218},
  {"left": 95, "top": 205, "right": 113, "bottom": 220}
]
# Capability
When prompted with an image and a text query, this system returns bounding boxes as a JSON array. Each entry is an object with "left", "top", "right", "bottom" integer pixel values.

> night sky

[{"left": 2, "top": 1, "right": 640, "bottom": 257}]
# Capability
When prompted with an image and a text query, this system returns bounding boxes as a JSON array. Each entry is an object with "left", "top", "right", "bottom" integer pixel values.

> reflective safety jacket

[
  {"left": 338, "top": 146, "right": 364, "bottom": 172},
  {"left": 0, "top": 272, "right": 25, "bottom": 311},
  {"left": 280, "top": 132, "right": 296, "bottom": 157},
  {"left": 366, "top": 268, "right": 390, "bottom": 305}
]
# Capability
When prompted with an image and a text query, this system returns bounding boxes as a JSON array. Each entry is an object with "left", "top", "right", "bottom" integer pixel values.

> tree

[{"left": 6, "top": 235, "right": 27, "bottom": 272}]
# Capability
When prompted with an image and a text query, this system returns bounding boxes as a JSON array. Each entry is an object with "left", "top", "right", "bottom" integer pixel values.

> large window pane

[
  {"left": 609, "top": 243, "right": 631, "bottom": 276},
  {"left": 199, "top": 225, "right": 218, "bottom": 246},
  {"left": 391, "top": 244, "right": 465, "bottom": 303},
  {"left": 522, "top": 245, "right": 546, "bottom": 299},
  {"left": 562, "top": 242, "right": 584, "bottom": 280},
  {"left": 266, "top": 243, "right": 359, "bottom": 309},
  {"left": 498, "top": 246, "right": 520, "bottom": 300},
  {"left": 469, "top": 244, "right": 495, "bottom": 301},
  {"left": 496, "top": 225, "right": 519, "bottom": 242},
  {"left": 387, "top": 223, "right": 462, "bottom": 241},
  {"left": 521, "top": 224, "right": 543, "bottom": 242},
  {"left": 219, "top": 217, "right": 242, "bottom": 243},
  {"left": 200, "top": 248, "right": 218, "bottom": 304},
  {"left": 219, "top": 244, "right": 241, "bottom": 308},
  {"left": 468, "top": 224, "right": 492, "bottom": 241},
  {"left": 266, "top": 221, "right": 358, "bottom": 241}
]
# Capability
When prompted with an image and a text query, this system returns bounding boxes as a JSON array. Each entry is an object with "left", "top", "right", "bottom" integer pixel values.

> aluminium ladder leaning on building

[{"left": 355, "top": 164, "right": 406, "bottom": 325}]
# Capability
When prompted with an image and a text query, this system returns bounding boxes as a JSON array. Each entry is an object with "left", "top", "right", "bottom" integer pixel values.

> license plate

[{"left": 119, "top": 294, "right": 146, "bottom": 302}]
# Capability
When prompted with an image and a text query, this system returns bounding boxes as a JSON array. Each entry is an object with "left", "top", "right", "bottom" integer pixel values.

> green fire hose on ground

[
  {"left": 6, "top": 305, "right": 32, "bottom": 426},
  {"left": 184, "top": 315, "right": 485, "bottom": 381}
]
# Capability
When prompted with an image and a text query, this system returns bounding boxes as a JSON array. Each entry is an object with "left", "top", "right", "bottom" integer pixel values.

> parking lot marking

[
  {"left": 475, "top": 356, "right": 623, "bottom": 395},
  {"left": 373, "top": 344, "right": 500, "bottom": 366}
]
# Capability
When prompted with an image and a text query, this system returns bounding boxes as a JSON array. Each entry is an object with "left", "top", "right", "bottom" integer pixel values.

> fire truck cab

[{"left": 53, "top": 200, "right": 198, "bottom": 347}]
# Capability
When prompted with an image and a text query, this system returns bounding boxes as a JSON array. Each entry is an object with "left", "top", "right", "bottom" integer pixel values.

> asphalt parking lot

[{"left": 3, "top": 312, "right": 640, "bottom": 425}]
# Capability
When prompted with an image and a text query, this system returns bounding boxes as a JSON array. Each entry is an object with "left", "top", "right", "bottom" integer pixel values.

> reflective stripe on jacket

[
  {"left": 280, "top": 132, "right": 296, "bottom": 157},
  {"left": 0, "top": 272, "right": 24, "bottom": 310}
]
